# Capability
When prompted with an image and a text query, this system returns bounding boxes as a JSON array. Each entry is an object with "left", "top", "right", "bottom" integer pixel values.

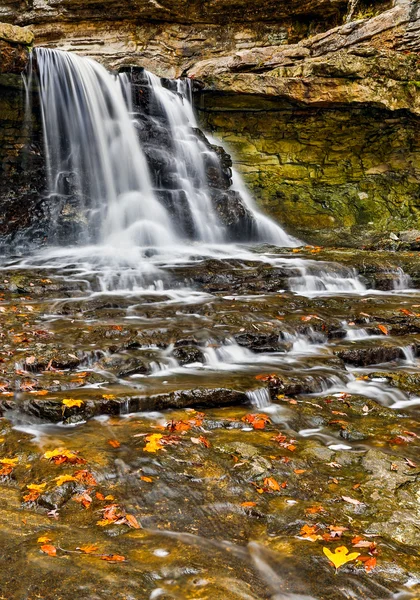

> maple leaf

[
  {"left": 323, "top": 546, "right": 360, "bottom": 570},
  {"left": 305, "top": 505, "right": 325, "bottom": 515},
  {"left": 55, "top": 475, "right": 77, "bottom": 486},
  {"left": 43, "top": 447, "right": 86, "bottom": 465},
  {"left": 242, "top": 413, "right": 271, "bottom": 430},
  {"left": 62, "top": 399, "right": 84, "bottom": 408},
  {"left": 23, "top": 490, "right": 41, "bottom": 502},
  {"left": 300, "top": 524, "right": 321, "bottom": 541},
  {"left": 41, "top": 544, "right": 57, "bottom": 557},
  {"left": 143, "top": 434, "right": 163, "bottom": 453}
]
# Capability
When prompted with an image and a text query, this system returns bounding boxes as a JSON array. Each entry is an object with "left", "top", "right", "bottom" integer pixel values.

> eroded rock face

[{"left": 191, "top": 2, "right": 420, "bottom": 239}]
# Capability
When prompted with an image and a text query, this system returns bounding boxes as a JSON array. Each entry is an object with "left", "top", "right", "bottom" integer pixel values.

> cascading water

[{"left": 32, "top": 47, "right": 296, "bottom": 250}]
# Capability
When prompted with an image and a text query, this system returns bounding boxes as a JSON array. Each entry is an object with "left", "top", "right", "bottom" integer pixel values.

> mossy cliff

[{"left": 190, "top": 1, "right": 420, "bottom": 239}]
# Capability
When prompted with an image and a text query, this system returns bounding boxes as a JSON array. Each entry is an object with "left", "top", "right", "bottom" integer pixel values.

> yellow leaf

[
  {"left": 37, "top": 535, "right": 52, "bottom": 543},
  {"left": 140, "top": 476, "right": 153, "bottom": 483},
  {"left": 27, "top": 483, "right": 47, "bottom": 493},
  {"left": 0, "top": 457, "right": 18, "bottom": 466},
  {"left": 55, "top": 475, "right": 77, "bottom": 486},
  {"left": 62, "top": 398, "right": 84, "bottom": 408},
  {"left": 102, "top": 394, "right": 116, "bottom": 400},
  {"left": 323, "top": 546, "right": 360, "bottom": 570},
  {"left": 143, "top": 433, "right": 163, "bottom": 453}
]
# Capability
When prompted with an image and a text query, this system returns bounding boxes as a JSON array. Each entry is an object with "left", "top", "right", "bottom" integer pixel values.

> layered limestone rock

[
  {"left": 191, "top": 1, "right": 420, "bottom": 238},
  {"left": 1, "top": 0, "right": 349, "bottom": 77},
  {"left": 0, "top": 23, "right": 45, "bottom": 245}
]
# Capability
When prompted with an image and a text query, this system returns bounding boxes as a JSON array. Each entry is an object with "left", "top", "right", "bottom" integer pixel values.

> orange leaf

[
  {"left": 263, "top": 477, "right": 280, "bottom": 491},
  {"left": 100, "top": 554, "right": 126, "bottom": 562},
  {"left": 108, "top": 439, "right": 120, "bottom": 448},
  {"left": 241, "top": 502, "right": 256, "bottom": 508},
  {"left": 378, "top": 324, "right": 388, "bottom": 335},
  {"left": 242, "top": 413, "right": 271, "bottom": 430},
  {"left": 41, "top": 544, "right": 57, "bottom": 556},
  {"left": 125, "top": 514, "right": 140, "bottom": 529},
  {"left": 78, "top": 544, "right": 99, "bottom": 554},
  {"left": 294, "top": 469, "right": 306, "bottom": 474},
  {"left": 140, "top": 476, "right": 153, "bottom": 483}
]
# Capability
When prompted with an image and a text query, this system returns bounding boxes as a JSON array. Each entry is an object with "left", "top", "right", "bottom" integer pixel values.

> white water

[{"left": 33, "top": 48, "right": 295, "bottom": 251}]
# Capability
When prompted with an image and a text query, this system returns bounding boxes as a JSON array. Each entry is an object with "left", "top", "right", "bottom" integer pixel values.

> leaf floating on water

[
  {"left": 323, "top": 546, "right": 360, "bottom": 570},
  {"left": 100, "top": 554, "right": 126, "bottom": 562},
  {"left": 41, "top": 544, "right": 57, "bottom": 557},
  {"left": 73, "top": 469, "right": 97, "bottom": 486},
  {"left": 108, "top": 439, "right": 121, "bottom": 448},
  {"left": 241, "top": 413, "right": 271, "bottom": 430},
  {"left": 143, "top": 433, "right": 163, "bottom": 453},
  {"left": 37, "top": 535, "right": 52, "bottom": 544},
  {"left": 62, "top": 398, "right": 84, "bottom": 408}
]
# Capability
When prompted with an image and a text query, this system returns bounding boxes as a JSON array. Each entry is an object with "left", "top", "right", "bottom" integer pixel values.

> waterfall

[{"left": 32, "top": 47, "right": 296, "bottom": 249}]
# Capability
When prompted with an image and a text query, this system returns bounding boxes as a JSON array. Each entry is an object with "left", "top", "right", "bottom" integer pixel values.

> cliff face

[
  {"left": 191, "top": 2, "right": 420, "bottom": 238},
  {"left": 1, "top": 0, "right": 420, "bottom": 241},
  {"left": 0, "top": 24, "right": 46, "bottom": 245},
  {"left": 2, "top": 0, "right": 349, "bottom": 77}
]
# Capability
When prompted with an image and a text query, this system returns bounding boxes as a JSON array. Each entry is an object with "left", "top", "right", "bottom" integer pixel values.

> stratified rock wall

[
  {"left": 0, "top": 24, "right": 45, "bottom": 246},
  {"left": 192, "top": 1, "right": 420, "bottom": 238}
]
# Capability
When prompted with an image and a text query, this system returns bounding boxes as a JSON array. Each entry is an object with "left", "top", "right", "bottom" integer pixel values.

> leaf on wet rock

[
  {"left": 342, "top": 496, "right": 363, "bottom": 506},
  {"left": 377, "top": 324, "right": 388, "bottom": 335},
  {"left": 0, "top": 457, "right": 18, "bottom": 466},
  {"left": 140, "top": 476, "right": 153, "bottom": 483},
  {"left": 100, "top": 554, "right": 126, "bottom": 562},
  {"left": 241, "top": 502, "right": 256, "bottom": 508},
  {"left": 27, "top": 483, "right": 47, "bottom": 493},
  {"left": 323, "top": 546, "right": 360, "bottom": 570},
  {"left": 241, "top": 413, "right": 271, "bottom": 430},
  {"left": 41, "top": 544, "right": 57, "bottom": 557},
  {"left": 404, "top": 457, "right": 417, "bottom": 468},
  {"left": 43, "top": 447, "right": 86, "bottom": 465},
  {"left": 62, "top": 398, "right": 84, "bottom": 408},
  {"left": 143, "top": 434, "right": 163, "bottom": 453},
  {"left": 294, "top": 469, "right": 306, "bottom": 474},
  {"left": 305, "top": 505, "right": 325, "bottom": 515},
  {"left": 55, "top": 475, "right": 77, "bottom": 486},
  {"left": 73, "top": 470, "right": 97, "bottom": 486},
  {"left": 125, "top": 514, "right": 141, "bottom": 529},
  {"left": 358, "top": 556, "right": 377, "bottom": 572},
  {"left": 74, "top": 491, "right": 92, "bottom": 508},
  {"left": 299, "top": 524, "right": 321, "bottom": 541}
]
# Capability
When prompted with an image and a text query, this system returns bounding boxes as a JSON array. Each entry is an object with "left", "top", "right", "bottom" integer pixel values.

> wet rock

[
  {"left": 234, "top": 332, "right": 282, "bottom": 352},
  {"left": 335, "top": 346, "right": 405, "bottom": 366},
  {"left": 37, "top": 482, "right": 78, "bottom": 510},
  {"left": 172, "top": 345, "right": 204, "bottom": 365}
]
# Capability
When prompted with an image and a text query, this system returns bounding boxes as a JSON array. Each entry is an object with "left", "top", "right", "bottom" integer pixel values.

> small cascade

[
  {"left": 392, "top": 268, "right": 412, "bottom": 290},
  {"left": 246, "top": 388, "right": 271, "bottom": 408},
  {"left": 288, "top": 261, "right": 366, "bottom": 295}
]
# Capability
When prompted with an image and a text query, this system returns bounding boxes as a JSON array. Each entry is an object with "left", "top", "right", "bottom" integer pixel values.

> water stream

[{"left": 0, "top": 47, "right": 419, "bottom": 600}]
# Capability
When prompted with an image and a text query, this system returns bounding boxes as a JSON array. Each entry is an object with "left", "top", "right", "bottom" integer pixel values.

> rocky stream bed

[{"left": 0, "top": 244, "right": 419, "bottom": 600}]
